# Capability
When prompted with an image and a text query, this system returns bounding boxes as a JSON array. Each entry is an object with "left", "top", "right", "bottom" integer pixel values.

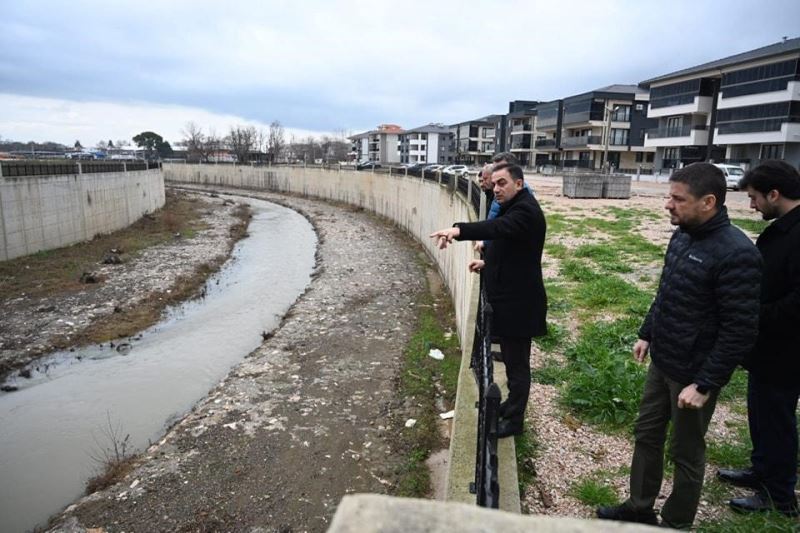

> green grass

[
  {"left": 731, "top": 217, "right": 771, "bottom": 234},
  {"left": 569, "top": 477, "right": 620, "bottom": 507},
  {"left": 560, "top": 259, "right": 601, "bottom": 282},
  {"left": 533, "top": 357, "right": 570, "bottom": 385},
  {"left": 706, "top": 422, "right": 751, "bottom": 470},
  {"left": 535, "top": 322, "right": 568, "bottom": 353},
  {"left": 572, "top": 275, "right": 652, "bottom": 315},
  {"left": 544, "top": 281, "right": 572, "bottom": 317},
  {"left": 544, "top": 241, "right": 569, "bottom": 259},
  {"left": 718, "top": 368, "right": 748, "bottom": 403},
  {"left": 395, "top": 284, "right": 461, "bottom": 498},
  {"left": 562, "top": 317, "right": 647, "bottom": 430},
  {"left": 574, "top": 243, "right": 633, "bottom": 273}
]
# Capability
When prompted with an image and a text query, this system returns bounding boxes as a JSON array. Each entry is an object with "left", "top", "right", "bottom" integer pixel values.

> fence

[
  {"left": 0, "top": 160, "right": 161, "bottom": 178},
  {"left": 470, "top": 283, "right": 501, "bottom": 507}
]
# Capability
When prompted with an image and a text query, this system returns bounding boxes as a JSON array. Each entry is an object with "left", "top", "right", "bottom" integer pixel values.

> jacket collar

[
  {"left": 498, "top": 186, "right": 530, "bottom": 215},
  {"left": 683, "top": 206, "right": 730, "bottom": 238},
  {"left": 771, "top": 204, "right": 800, "bottom": 234}
]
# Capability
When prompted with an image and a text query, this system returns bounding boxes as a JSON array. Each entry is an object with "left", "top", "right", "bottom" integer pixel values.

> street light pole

[{"left": 603, "top": 104, "right": 621, "bottom": 174}]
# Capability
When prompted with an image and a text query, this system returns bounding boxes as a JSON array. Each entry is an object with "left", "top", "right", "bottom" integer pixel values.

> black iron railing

[
  {"left": 1, "top": 160, "right": 160, "bottom": 177},
  {"left": 469, "top": 282, "right": 501, "bottom": 507}
]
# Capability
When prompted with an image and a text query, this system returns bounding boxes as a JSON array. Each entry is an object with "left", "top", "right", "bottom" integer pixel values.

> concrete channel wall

[
  {"left": 0, "top": 169, "right": 165, "bottom": 261},
  {"left": 163, "top": 163, "right": 521, "bottom": 511}
]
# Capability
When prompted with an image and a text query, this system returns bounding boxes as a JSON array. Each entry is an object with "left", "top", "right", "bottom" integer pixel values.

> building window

[
  {"left": 635, "top": 152, "right": 643, "bottom": 163},
  {"left": 664, "top": 147, "right": 680, "bottom": 160},
  {"left": 721, "top": 59, "right": 798, "bottom": 99},
  {"left": 717, "top": 101, "right": 800, "bottom": 135},
  {"left": 610, "top": 129, "right": 629, "bottom": 145},
  {"left": 635, "top": 103, "right": 644, "bottom": 111},
  {"left": 646, "top": 153, "right": 655, "bottom": 163},
  {"left": 760, "top": 144, "right": 785, "bottom": 160},
  {"left": 611, "top": 105, "right": 631, "bottom": 122}
]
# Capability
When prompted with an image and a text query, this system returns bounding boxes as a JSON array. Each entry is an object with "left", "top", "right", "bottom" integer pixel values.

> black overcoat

[
  {"left": 455, "top": 188, "right": 547, "bottom": 338},
  {"left": 743, "top": 204, "right": 800, "bottom": 385}
]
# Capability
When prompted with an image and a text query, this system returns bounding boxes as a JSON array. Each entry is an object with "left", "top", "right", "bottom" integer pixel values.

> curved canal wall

[{"left": 0, "top": 169, "right": 165, "bottom": 260}]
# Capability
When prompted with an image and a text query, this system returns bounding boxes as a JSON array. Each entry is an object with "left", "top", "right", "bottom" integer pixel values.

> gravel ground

[{"left": 47, "top": 187, "right": 437, "bottom": 533}]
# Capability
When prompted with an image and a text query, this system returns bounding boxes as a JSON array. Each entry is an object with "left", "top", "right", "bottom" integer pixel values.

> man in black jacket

[
  {"left": 430, "top": 163, "right": 547, "bottom": 438},
  {"left": 717, "top": 160, "right": 800, "bottom": 517},
  {"left": 597, "top": 163, "right": 762, "bottom": 529}
]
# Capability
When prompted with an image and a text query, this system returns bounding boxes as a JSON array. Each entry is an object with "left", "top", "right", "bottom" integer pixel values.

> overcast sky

[{"left": 1, "top": 0, "right": 798, "bottom": 147}]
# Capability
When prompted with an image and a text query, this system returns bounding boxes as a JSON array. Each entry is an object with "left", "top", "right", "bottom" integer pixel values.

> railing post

[{"left": 77, "top": 162, "right": 82, "bottom": 174}]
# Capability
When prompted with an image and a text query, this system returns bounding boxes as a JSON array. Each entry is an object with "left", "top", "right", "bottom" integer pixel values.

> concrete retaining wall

[
  {"left": 164, "top": 163, "right": 520, "bottom": 511},
  {"left": 0, "top": 169, "right": 165, "bottom": 261}
]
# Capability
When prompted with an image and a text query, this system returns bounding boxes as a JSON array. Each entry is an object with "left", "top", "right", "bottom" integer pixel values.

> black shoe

[
  {"left": 496, "top": 418, "right": 523, "bottom": 439},
  {"left": 596, "top": 504, "right": 659, "bottom": 525},
  {"left": 729, "top": 492, "right": 799, "bottom": 517},
  {"left": 491, "top": 350, "right": 503, "bottom": 362},
  {"left": 716, "top": 468, "right": 761, "bottom": 489}
]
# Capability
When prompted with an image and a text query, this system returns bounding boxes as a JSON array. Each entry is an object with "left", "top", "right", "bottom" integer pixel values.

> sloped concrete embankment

[
  {"left": 0, "top": 169, "right": 164, "bottom": 260},
  {"left": 163, "top": 163, "right": 521, "bottom": 511}
]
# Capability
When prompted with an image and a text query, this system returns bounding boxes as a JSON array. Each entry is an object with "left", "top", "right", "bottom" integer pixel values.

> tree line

[{"left": 1, "top": 122, "right": 352, "bottom": 164}]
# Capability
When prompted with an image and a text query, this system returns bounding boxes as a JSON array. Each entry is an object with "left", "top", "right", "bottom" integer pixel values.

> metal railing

[
  {"left": 469, "top": 282, "right": 501, "bottom": 507},
  {"left": 1, "top": 160, "right": 160, "bottom": 178},
  {"left": 560, "top": 135, "right": 602, "bottom": 148}
]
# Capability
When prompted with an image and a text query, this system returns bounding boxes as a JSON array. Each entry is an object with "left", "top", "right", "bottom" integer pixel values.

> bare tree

[
  {"left": 180, "top": 122, "right": 215, "bottom": 162},
  {"left": 267, "top": 121, "right": 286, "bottom": 163},
  {"left": 227, "top": 125, "right": 257, "bottom": 163}
]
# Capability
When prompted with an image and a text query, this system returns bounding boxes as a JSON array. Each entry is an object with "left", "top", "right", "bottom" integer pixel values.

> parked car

[
  {"left": 356, "top": 161, "right": 382, "bottom": 170},
  {"left": 423, "top": 164, "right": 445, "bottom": 173},
  {"left": 714, "top": 164, "right": 745, "bottom": 190},
  {"left": 442, "top": 165, "right": 469, "bottom": 176}
]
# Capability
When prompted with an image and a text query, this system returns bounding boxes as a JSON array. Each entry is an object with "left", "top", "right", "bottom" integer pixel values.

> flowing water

[{"left": 0, "top": 196, "right": 317, "bottom": 533}]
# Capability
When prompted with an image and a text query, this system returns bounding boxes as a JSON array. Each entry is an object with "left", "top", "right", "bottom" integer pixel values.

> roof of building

[
  {"left": 404, "top": 123, "right": 451, "bottom": 134},
  {"left": 563, "top": 84, "right": 646, "bottom": 102},
  {"left": 640, "top": 37, "right": 800, "bottom": 87},
  {"left": 449, "top": 114, "right": 502, "bottom": 127}
]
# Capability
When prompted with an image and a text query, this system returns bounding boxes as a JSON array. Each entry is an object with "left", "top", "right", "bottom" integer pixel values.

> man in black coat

[
  {"left": 430, "top": 163, "right": 547, "bottom": 438},
  {"left": 717, "top": 160, "right": 800, "bottom": 517},
  {"left": 597, "top": 163, "right": 762, "bottom": 529}
]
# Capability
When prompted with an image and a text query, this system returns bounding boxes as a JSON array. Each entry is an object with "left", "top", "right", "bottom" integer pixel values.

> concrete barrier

[
  {"left": 163, "top": 163, "right": 520, "bottom": 511},
  {"left": 0, "top": 169, "right": 165, "bottom": 261}
]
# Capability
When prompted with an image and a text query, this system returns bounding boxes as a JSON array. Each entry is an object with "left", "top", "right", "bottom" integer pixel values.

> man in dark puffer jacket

[{"left": 598, "top": 163, "right": 762, "bottom": 529}]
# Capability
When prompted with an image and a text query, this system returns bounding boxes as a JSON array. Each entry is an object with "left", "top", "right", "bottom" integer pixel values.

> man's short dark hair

[
  {"left": 492, "top": 152, "right": 519, "bottom": 165},
  {"left": 492, "top": 162, "right": 524, "bottom": 182},
  {"left": 738, "top": 160, "right": 800, "bottom": 200},
  {"left": 669, "top": 162, "right": 726, "bottom": 207}
]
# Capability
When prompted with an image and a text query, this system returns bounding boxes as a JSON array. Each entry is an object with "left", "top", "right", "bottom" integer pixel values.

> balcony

[
  {"left": 510, "top": 124, "right": 532, "bottom": 133},
  {"left": 647, "top": 95, "right": 713, "bottom": 118},
  {"left": 645, "top": 124, "right": 709, "bottom": 147},
  {"left": 510, "top": 138, "right": 532, "bottom": 150},
  {"left": 561, "top": 135, "right": 602, "bottom": 148},
  {"left": 535, "top": 139, "right": 557, "bottom": 149}
]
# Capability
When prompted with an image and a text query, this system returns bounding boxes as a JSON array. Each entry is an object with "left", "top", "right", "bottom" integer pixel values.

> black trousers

[
  {"left": 498, "top": 337, "right": 532, "bottom": 424},
  {"left": 748, "top": 372, "right": 800, "bottom": 503}
]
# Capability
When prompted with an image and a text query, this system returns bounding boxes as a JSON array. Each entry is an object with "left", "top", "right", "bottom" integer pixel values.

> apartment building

[
  {"left": 496, "top": 101, "right": 541, "bottom": 167},
  {"left": 349, "top": 124, "right": 403, "bottom": 164},
  {"left": 450, "top": 115, "right": 501, "bottom": 165},
  {"left": 398, "top": 124, "right": 454, "bottom": 164},
  {"left": 640, "top": 37, "right": 800, "bottom": 170},
  {"left": 531, "top": 86, "right": 656, "bottom": 170}
]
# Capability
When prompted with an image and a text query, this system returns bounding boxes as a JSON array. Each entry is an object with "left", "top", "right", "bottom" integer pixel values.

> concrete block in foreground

[{"left": 328, "top": 494, "right": 661, "bottom": 533}]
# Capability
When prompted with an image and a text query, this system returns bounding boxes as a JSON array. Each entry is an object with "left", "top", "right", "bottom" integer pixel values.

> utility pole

[{"left": 603, "top": 104, "right": 621, "bottom": 174}]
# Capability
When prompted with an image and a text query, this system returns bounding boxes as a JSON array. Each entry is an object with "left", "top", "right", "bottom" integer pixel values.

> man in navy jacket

[
  {"left": 431, "top": 163, "right": 547, "bottom": 438},
  {"left": 718, "top": 160, "right": 800, "bottom": 517}
]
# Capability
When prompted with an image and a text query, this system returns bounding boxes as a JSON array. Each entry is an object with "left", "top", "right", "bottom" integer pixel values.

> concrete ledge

[{"left": 328, "top": 494, "right": 661, "bottom": 533}]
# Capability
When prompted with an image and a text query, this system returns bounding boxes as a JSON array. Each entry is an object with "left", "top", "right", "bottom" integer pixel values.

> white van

[{"left": 714, "top": 164, "right": 745, "bottom": 190}]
